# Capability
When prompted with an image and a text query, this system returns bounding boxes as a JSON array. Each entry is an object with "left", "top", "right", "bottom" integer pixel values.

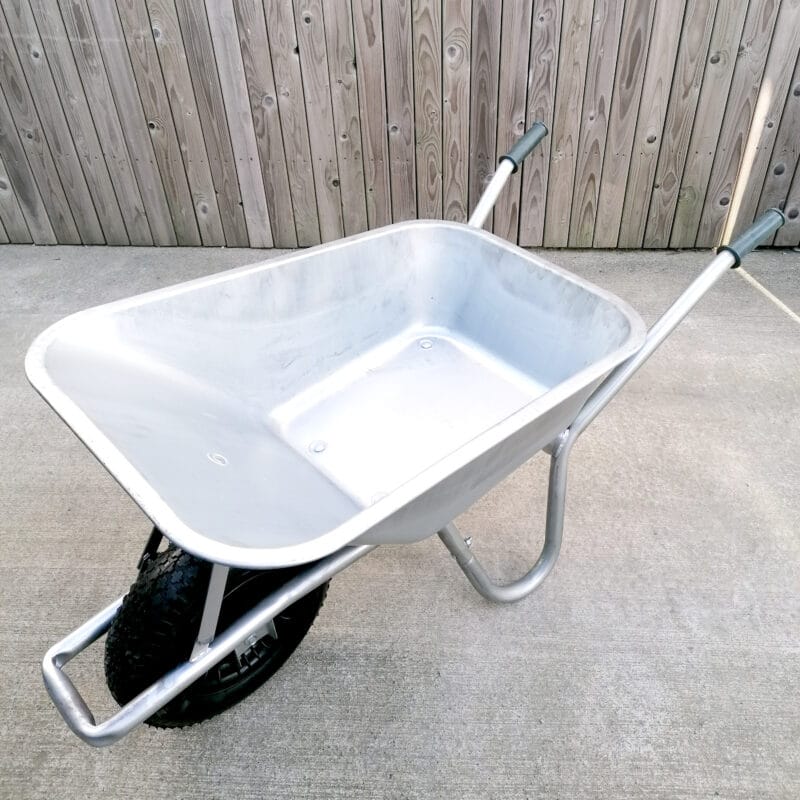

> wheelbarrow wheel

[{"left": 104, "top": 543, "right": 327, "bottom": 729}]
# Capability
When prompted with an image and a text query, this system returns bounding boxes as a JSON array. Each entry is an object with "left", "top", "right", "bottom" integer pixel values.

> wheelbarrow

[{"left": 27, "top": 123, "right": 786, "bottom": 746}]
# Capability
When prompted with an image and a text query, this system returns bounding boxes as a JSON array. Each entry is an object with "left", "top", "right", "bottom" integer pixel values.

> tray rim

[{"left": 26, "top": 220, "right": 646, "bottom": 567}]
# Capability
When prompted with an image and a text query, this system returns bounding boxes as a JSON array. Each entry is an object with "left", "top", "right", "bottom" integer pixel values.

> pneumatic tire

[{"left": 104, "top": 544, "right": 327, "bottom": 728}]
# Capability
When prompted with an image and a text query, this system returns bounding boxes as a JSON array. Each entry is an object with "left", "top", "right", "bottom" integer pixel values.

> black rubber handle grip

[
  {"left": 718, "top": 208, "right": 786, "bottom": 267},
  {"left": 499, "top": 122, "right": 549, "bottom": 173}
]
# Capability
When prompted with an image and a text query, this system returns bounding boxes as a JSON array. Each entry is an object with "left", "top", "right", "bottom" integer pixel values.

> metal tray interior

[{"left": 26, "top": 221, "right": 645, "bottom": 567}]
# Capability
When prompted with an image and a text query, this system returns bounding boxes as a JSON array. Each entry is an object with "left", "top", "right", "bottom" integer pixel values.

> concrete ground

[{"left": 0, "top": 244, "right": 798, "bottom": 799}]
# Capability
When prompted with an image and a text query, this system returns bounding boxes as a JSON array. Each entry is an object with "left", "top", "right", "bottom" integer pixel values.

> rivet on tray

[
  {"left": 419, "top": 338, "right": 433, "bottom": 349},
  {"left": 207, "top": 452, "right": 228, "bottom": 466},
  {"left": 309, "top": 440, "right": 327, "bottom": 454}
]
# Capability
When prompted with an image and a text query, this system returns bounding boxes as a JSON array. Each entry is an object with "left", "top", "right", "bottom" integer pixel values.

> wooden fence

[{"left": 0, "top": 0, "right": 798, "bottom": 248}]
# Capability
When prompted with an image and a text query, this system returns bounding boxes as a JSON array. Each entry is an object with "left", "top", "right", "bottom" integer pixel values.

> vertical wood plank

[
  {"left": 0, "top": 87, "right": 56, "bottom": 242},
  {"left": 84, "top": 0, "right": 176, "bottom": 245},
  {"left": 668, "top": 1, "right": 750, "bottom": 247},
  {"left": 695, "top": 0, "right": 780, "bottom": 246},
  {"left": 543, "top": 0, "right": 593, "bottom": 246},
  {"left": 617, "top": 0, "right": 688, "bottom": 248},
  {"left": 493, "top": 0, "right": 532, "bottom": 242},
  {"left": 774, "top": 160, "right": 800, "bottom": 245},
  {"left": 442, "top": 0, "right": 471, "bottom": 223},
  {"left": 468, "top": 0, "right": 501, "bottom": 224},
  {"left": 147, "top": 0, "right": 226, "bottom": 246},
  {"left": 40, "top": 0, "right": 151, "bottom": 244},
  {"left": 323, "top": 0, "right": 368, "bottom": 235},
  {"left": 720, "top": 0, "right": 800, "bottom": 241},
  {"left": 25, "top": 0, "right": 128, "bottom": 245},
  {"left": 110, "top": 0, "right": 201, "bottom": 245},
  {"left": 0, "top": 7, "right": 79, "bottom": 243},
  {"left": 352, "top": 0, "right": 391, "bottom": 226},
  {"left": 232, "top": 0, "right": 297, "bottom": 247},
  {"left": 263, "top": 0, "right": 320, "bottom": 245},
  {"left": 757, "top": 52, "right": 800, "bottom": 228},
  {"left": 568, "top": 0, "right": 625, "bottom": 247},
  {"left": 518, "top": 0, "right": 560, "bottom": 246},
  {"left": 643, "top": 0, "right": 717, "bottom": 248},
  {"left": 205, "top": 0, "right": 273, "bottom": 247},
  {"left": 295, "top": 0, "right": 344, "bottom": 240},
  {"left": 24, "top": 0, "right": 127, "bottom": 245},
  {"left": 382, "top": 0, "right": 416, "bottom": 221},
  {"left": 1, "top": 1, "right": 97, "bottom": 246},
  {"left": 3, "top": 0, "right": 114, "bottom": 244},
  {"left": 0, "top": 149, "right": 34, "bottom": 242},
  {"left": 412, "top": 0, "right": 442, "bottom": 219},
  {"left": 593, "top": 0, "right": 657, "bottom": 247},
  {"left": 173, "top": 0, "right": 248, "bottom": 246}
]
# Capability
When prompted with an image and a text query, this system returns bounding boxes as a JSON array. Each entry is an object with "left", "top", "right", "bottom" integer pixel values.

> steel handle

[
  {"left": 567, "top": 251, "right": 733, "bottom": 440},
  {"left": 567, "top": 210, "right": 787, "bottom": 437},
  {"left": 499, "top": 122, "right": 549, "bottom": 173},
  {"left": 718, "top": 208, "right": 786, "bottom": 267},
  {"left": 468, "top": 122, "right": 549, "bottom": 229}
]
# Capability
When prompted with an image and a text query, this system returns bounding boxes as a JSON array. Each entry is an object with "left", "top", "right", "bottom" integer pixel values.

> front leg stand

[
  {"left": 438, "top": 215, "right": 791, "bottom": 603},
  {"left": 438, "top": 429, "right": 573, "bottom": 604}
]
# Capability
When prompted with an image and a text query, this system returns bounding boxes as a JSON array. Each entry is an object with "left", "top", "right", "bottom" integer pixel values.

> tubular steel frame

[
  {"left": 38, "top": 241, "right": 776, "bottom": 747},
  {"left": 437, "top": 248, "right": 740, "bottom": 603},
  {"left": 38, "top": 120, "right": 786, "bottom": 746}
]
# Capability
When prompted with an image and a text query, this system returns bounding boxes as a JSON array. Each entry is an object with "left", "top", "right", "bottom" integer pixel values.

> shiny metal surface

[
  {"left": 468, "top": 160, "right": 514, "bottom": 228},
  {"left": 190, "top": 563, "right": 229, "bottom": 661},
  {"left": 26, "top": 221, "right": 645, "bottom": 567},
  {"left": 41, "top": 544, "right": 375, "bottom": 747},
  {"left": 438, "top": 427, "right": 569, "bottom": 603}
]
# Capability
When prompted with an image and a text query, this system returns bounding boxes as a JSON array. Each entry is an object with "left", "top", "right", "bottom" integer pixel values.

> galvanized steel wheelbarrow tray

[{"left": 26, "top": 124, "right": 786, "bottom": 745}]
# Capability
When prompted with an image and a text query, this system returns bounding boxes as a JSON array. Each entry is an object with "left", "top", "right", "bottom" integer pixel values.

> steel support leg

[
  {"left": 438, "top": 430, "right": 573, "bottom": 603},
  {"left": 439, "top": 245, "right": 764, "bottom": 604},
  {"left": 190, "top": 562, "right": 230, "bottom": 660}
]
